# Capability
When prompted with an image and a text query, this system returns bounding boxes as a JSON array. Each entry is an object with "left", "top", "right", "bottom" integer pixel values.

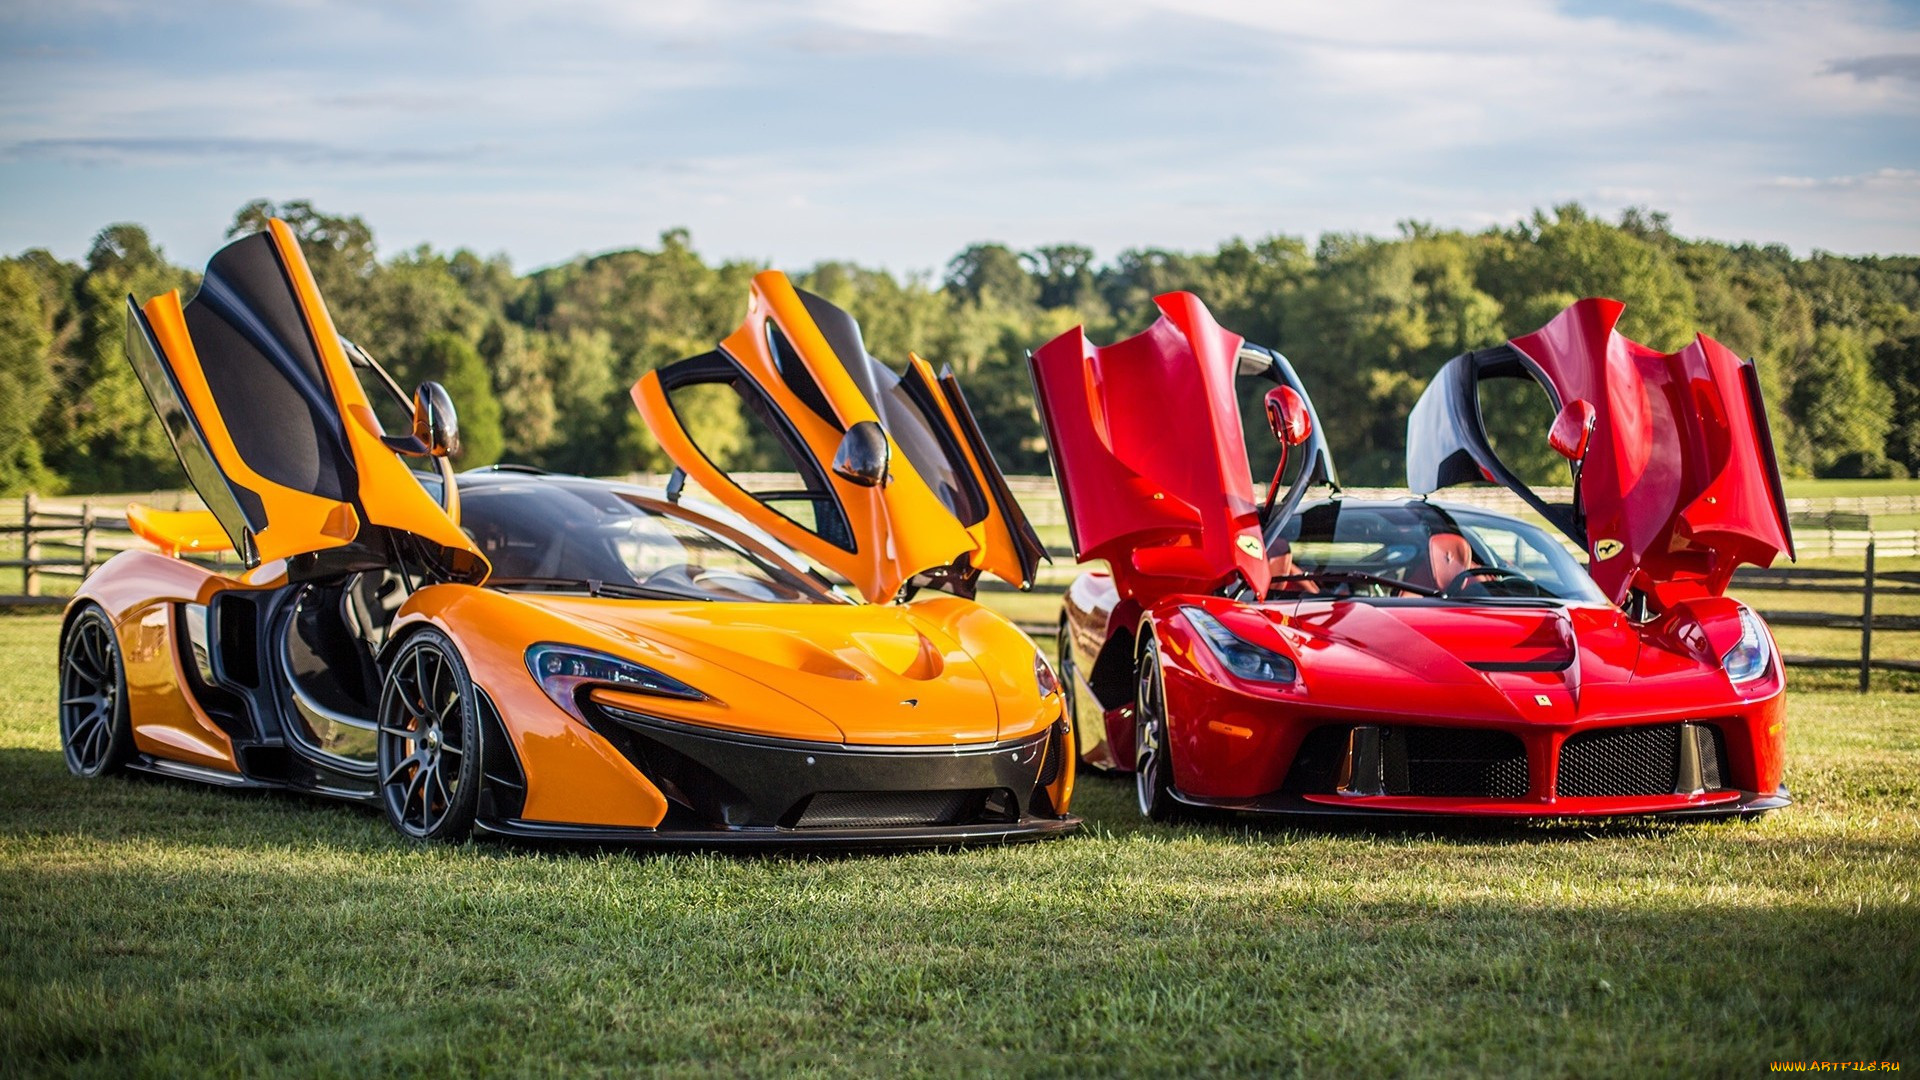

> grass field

[{"left": 1, "top": 613, "right": 1916, "bottom": 1076}]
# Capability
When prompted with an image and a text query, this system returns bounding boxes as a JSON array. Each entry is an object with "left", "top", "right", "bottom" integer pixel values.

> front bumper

[
  {"left": 1174, "top": 785, "right": 1792, "bottom": 820},
  {"left": 495, "top": 705, "right": 1078, "bottom": 847},
  {"left": 475, "top": 815, "right": 1080, "bottom": 849}
]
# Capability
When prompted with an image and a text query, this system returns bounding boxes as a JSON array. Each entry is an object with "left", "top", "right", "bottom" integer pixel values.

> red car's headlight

[
  {"left": 1181, "top": 606, "right": 1297, "bottom": 684},
  {"left": 1034, "top": 651, "right": 1061, "bottom": 698},
  {"left": 1721, "top": 609, "right": 1773, "bottom": 684}
]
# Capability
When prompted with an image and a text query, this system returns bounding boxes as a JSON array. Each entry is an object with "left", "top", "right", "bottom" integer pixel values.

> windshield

[
  {"left": 459, "top": 477, "right": 840, "bottom": 604},
  {"left": 1273, "top": 500, "right": 1607, "bottom": 603}
]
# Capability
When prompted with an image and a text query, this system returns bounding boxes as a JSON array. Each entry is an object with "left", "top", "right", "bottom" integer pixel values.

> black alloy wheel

[
  {"left": 59, "top": 606, "right": 134, "bottom": 777},
  {"left": 1133, "top": 637, "right": 1179, "bottom": 822},
  {"left": 376, "top": 629, "right": 483, "bottom": 841}
]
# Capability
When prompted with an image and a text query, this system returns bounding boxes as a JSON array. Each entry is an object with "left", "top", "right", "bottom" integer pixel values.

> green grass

[
  {"left": 1780, "top": 478, "right": 1920, "bottom": 498},
  {"left": 2, "top": 614, "right": 1917, "bottom": 1075}
]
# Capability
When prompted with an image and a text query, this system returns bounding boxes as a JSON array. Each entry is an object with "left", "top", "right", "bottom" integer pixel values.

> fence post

[
  {"left": 21, "top": 492, "right": 38, "bottom": 597},
  {"left": 81, "top": 501, "right": 97, "bottom": 578},
  {"left": 1859, "top": 541, "right": 1876, "bottom": 694}
]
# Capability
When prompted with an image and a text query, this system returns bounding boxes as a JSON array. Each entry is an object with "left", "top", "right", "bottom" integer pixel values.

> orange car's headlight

[{"left": 525, "top": 643, "right": 706, "bottom": 722}]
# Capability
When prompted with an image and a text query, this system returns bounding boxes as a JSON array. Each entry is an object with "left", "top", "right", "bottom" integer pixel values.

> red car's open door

[
  {"left": 1407, "top": 298, "right": 1794, "bottom": 608},
  {"left": 1027, "top": 292, "right": 1335, "bottom": 603}
]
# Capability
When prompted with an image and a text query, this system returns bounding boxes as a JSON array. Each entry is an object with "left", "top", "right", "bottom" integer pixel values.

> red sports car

[{"left": 1031, "top": 293, "right": 1794, "bottom": 821}]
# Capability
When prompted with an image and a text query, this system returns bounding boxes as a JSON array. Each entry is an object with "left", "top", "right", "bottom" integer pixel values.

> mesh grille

[
  {"left": 1035, "top": 726, "right": 1064, "bottom": 788},
  {"left": 1556, "top": 724, "right": 1681, "bottom": 797},
  {"left": 1387, "top": 727, "right": 1530, "bottom": 798},
  {"left": 792, "top": 790, "right": 980, "bottom": 829}
]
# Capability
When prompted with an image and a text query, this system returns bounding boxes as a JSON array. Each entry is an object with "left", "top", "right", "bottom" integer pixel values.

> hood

[
  {"left": 1028, "top": 292, "right": 1334, "bottom": 604},
  {"left": 1262, "top": 597, "right": 1754, "bottom": 724},
  {"left": 1408, "top": 298, "right": 1793, "bottom": 608},
  {"left": 514, "top": 593, "right": 1048, "bottom": 745}
]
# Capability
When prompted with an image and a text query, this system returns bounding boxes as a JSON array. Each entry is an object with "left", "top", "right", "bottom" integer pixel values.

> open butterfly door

[
  {"left": 630, "top": 271, "right": 1043, "bottom": 604},
  {"left": 125, "top": 219, "right": 486, "bottom": 581},
  {"left": 1407, "top": 297, "right": 1793, "bottom": 607}
]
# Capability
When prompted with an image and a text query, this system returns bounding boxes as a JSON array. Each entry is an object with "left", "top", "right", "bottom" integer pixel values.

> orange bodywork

[
  {"left": 74, "top": 233, "right": 1071, "bottom": 844},
  {"left": 633, "top": 270, "right": 1034, "bottom": 604},
  {"left": 68, "top": 551, "right": 258, "bottom": 774},
  {"left": 140, "top": 288, "right": 358, "bottom": 566},
  {"left": 125, "top": 506, "right": 233, "bottom": 557},
  {"left": 391, "top": 584, "right": 1065, "bottom": 828},
  {"left": 135, "top": 218, "right": 484, "bottom": 578}
]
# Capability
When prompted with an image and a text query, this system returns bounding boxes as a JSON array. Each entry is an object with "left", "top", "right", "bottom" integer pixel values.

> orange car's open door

[
  {"left": 632, "top": 271, "right": 1043, "bottom": 604},
  {"left": 126, "top": 219, "right": 485, "bottom": 581}
]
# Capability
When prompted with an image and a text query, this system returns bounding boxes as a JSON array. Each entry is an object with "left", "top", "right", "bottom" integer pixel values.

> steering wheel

[{"left": 1441, "top": 566, "right": 1530, "bottom": 597}]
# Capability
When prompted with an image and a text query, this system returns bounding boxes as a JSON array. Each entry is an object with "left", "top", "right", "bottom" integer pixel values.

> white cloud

[{"left": 1, "top": 0, "right": 1916, "bottom": 267}]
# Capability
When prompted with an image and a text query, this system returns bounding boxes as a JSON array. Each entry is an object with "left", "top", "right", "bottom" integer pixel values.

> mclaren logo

[
  {"left": 1237, "top": 535, "right": 1264, "bottom": 558},
  {"left": 1593, "top": 538, "right": 1625, "bottom": 561},
  {"left": 900, "top": 698, "right": 919, "bottom": 708}
]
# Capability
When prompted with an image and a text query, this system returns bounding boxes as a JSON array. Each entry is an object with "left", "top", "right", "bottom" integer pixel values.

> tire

[
  {"left": 376, "top": 629, "right": 483, "bottom": 841},
  {"left": 1133, "top": 637, "right": 1180, "bottom": 822},
  {"left": 59, "top": 605, "right": 135, "bottom": 778}
]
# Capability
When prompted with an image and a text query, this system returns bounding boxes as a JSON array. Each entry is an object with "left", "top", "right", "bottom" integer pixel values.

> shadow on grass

[{"left": 3, "top": 842, "right": 1916, "bottom": 1075}]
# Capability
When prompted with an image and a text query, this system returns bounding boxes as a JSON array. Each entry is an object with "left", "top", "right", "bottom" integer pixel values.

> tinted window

[
  {"left": 461, "top": 478, "right": 837, "bottom": 604},
  {"left": 183, "top": 232, "right": 352, "bottom": 500},
  {"left": 793, "top": 288, "right": 985, "bottom": 526},
  {"left": 1278, "top": 501, "right": 1604, "bottom": 602}
]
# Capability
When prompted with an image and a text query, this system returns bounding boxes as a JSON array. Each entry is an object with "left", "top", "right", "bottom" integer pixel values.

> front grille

[
  {"left": 1556, "top": 723, "right": 1712, "bottom": 797},
  {"left": 1035, "top": 726, "right": 1064, "bottom": 789},
  {"left": 1385, "top": 727, "right": 1530, "bottom": 798},
  {"left": 791, "top": 789, "right": 992, "bottom": 829},
  {"left": 1282, "top": 724, "right": 1528, "bottom": 798}
]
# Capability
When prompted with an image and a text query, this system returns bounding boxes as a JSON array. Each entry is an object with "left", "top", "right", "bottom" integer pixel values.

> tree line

[{"left": 2, "top": 198, "right": 1916, "bottom": 499}]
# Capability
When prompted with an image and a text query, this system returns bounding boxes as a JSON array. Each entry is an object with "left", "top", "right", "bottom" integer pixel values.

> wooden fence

[{"left": 3, "top": 483, "right": 1913, "bottom": 690}]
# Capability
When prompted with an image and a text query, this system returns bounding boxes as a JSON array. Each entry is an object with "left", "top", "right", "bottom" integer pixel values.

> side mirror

[
  {"left": 1264, "top": 386, "right": 1312, "bottom": 447},
  {"left": 412, "top": 381, "right": 460, "bottom": 458},
  {"left": 1548, "top": 398, "right": 1596, "bottom": 462},
  {"left": 831, "top": 420, "right": 891, "bottom": 488}
]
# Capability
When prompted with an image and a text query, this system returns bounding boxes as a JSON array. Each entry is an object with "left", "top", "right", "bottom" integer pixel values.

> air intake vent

[
  {"left": 1385, "top": 726, "right": 1530, "bottom": 798},
  {"left": 791, "top": 789, "right": 994, "bottom": 829},
  {"left": 1556, "top": 723, "right": 1728, "bottom": 797},
  {"left": 1287, "top": 724, "right": 1528, "bottom": 798}
]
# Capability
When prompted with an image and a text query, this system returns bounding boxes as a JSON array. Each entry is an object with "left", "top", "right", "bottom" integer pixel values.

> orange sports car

[{"left": 59, "top": 221, "right": 1074, "bottom": 847}]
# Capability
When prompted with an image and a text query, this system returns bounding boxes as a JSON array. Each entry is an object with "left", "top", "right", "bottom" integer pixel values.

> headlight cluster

[
  {"left": 1721, "top": 608, "right": 1774, "bottom": 684},
  {"left": 525, "top": 643, "right": 705, "bottom": 722},
  {"left": 1034, "top": 651, "right": 1062, "bottom": 698},
  {"left": 1182, "top": 606, "right": 1297, "bottom": 684}
]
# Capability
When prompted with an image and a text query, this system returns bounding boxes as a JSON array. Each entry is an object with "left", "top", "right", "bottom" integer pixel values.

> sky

[{"left": 2, "top": 0, "right": 1918, "bottom": 276}]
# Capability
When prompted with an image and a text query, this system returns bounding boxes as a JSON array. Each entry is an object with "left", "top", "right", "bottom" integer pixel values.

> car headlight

[
  {"left": 1034, "top": 651, "right": 1061, "bottom": 698},
  {"left": 1181, "top": 606, "right": 1297, "bottom": 684},
  {"left": 525, "top": 643, "right": 705, "bottom": 722},
  {"left": 1721, "top": 608, "right": 1774, "bottom": 684}
]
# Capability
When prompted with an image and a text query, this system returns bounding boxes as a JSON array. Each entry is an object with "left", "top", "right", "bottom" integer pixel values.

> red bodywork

[
  {"left": 1511, "top": 298, "right": 1794, "bottom": 607},
  {"left": 1039, "top": 296, "right": 1791, "bottom": 821},
  {"left": 1028, "top": 292, "right": 1270, "bottom": 601}
]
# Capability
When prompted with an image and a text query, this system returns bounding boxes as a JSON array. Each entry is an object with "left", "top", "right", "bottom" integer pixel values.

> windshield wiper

[
  {"left": 1270, "top": 571, "right": 1441, "bottom": 598},
  {"left": 486, "top": 576, "right": 711, "bottom": 602}
]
